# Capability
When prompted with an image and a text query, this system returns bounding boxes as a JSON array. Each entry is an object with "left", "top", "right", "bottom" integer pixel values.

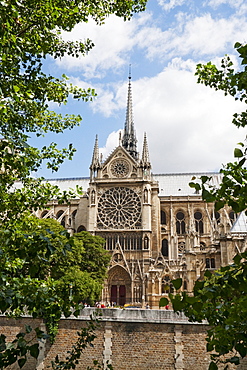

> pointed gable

[{"left": 100, "top": 145, "right": 139, "bottom": 179}]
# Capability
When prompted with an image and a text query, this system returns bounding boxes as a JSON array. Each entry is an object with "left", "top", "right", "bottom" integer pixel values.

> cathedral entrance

[
  {"left": 108, "top": 266, "right": 131, "bottom": 306},
  {"left": 110, "top": 285, "right": 126, "bottom": 306}
]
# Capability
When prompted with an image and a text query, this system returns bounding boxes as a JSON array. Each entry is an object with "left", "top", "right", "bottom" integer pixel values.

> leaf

[
  {"left": 209, "top": 361, "right": 218, "bottom": 370},
  {"left": 234, "top": 148, "right": 244, "bottom": 158},
  {"left": 29, "top": 343, "right": 39, "bottom": 359},
  {"left": 159, "top": 297, "right": 169, "bottom": 308},
  {"left": 18, "top": 358, "right": 26, "bottom": 368},
  {"left": 233, "top": 254, "right": 242, "bottom": 265},
  {"left": 228, "top": 356, "right": 240, "bottom": 365},
  {"left": 235, "top": 343, "right": 247, "bottom": 358},
  {"left": 171, "top": 278, "right": 182, "bottom": 290},
  {"left": 215, "top": 200, "right": 225, "bottom": 211}
]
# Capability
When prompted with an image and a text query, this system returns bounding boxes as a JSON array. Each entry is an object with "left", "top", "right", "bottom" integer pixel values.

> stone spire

[
  {"left": 141, "top": 132, "right": 151, "bottom": 170},
  {"left": 122, "top": 67, "right": 138, "bottom": 160},
  {"left": 90, "top": 135, "right": 101, "bottom": 180}
]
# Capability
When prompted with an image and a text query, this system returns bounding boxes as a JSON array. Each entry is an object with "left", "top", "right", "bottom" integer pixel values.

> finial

[
  {"left": 119, "top": 131, "right": 122, "bottom": 146},
  {"left": 129, "top": 64, "right": 131, "bottom": 80}
]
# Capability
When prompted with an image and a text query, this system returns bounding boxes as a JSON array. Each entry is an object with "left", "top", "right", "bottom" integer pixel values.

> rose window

[
  {"left": 110, "top": 159, "right": 130, "bottom": 178},
  {"left": 97, "top": 187, "right": 141, "bottom": 229}
]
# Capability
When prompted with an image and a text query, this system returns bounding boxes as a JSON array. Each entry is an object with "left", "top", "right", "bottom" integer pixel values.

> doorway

[{"left": 110, "top": 285, "right": 126, "bottom": 306}]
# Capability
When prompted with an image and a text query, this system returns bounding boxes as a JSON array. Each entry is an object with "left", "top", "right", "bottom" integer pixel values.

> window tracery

[
  {"left": 110, "top": 159, "right": 130, "bottom": 178},
  {"left": 161, "top": 276, "right": 174, "bottom": 294},
  {"left": 99, "top": 232, "right": 143, "bottom": 251},
  {"left": 176, "top": 211, "right": 186, "bottom": 234},
  {"left": 97, "top": 187, "right": 141, "bottom": 229},
  {"left": 194, "top": 211, "right": 203, "bottom": 234},
  {"left": 178, "top": 241, "right": 185, "bottom": 254}
]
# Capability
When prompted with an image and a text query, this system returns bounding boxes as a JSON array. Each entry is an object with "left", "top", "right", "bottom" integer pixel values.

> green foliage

[
  {"left": 0, "top": 216, "right": 110, "bottom": 339},
  {"left": 159, "top": 297, "right": 169, "bottom": 308},
  {"left": 0, "top": 326, "right": 47, "bottom": 369},
  {"left": 0, "top": 0, "right": 147, "bottom": 367},
  {"left": 166, "top": 252, "right": 247, "bottom": 369},
  {"left": 167, "top": 45, "right": 247, "bottom": 365}
]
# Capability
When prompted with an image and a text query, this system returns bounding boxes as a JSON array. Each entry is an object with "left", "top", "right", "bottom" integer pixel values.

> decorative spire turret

[
  {"left": 122, "top": 66, "right": 138, "bottom": 160},
  {"left": 141, "top": 132, "right": 151, "bottom": 175},
  {"left": 90, "top": 135, "right": 101, "bottom": 180}
]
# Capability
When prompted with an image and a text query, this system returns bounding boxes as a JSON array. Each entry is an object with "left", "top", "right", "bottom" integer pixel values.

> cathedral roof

[
  {"left": 32, "top": 171, "right": 222, "bottom": 197},
  {"left": 153, "top": 172, "right": 222, "bottom": 197},
  {"left": 230, "top": 212, "right": 247, "bottom": 234}
]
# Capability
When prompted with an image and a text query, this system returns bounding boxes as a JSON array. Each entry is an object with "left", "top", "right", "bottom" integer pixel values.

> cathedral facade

[{"left": 36, "top": 78, "right": 247, "bottom": 308}]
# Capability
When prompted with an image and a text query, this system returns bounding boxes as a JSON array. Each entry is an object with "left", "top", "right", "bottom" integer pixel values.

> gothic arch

[
  {"left": 41, "top": 210, "right": 49, "bottom": 218},
  {"left": 176, "top": 210, "right": 186, "bottom": 235},
  {"left": 77, "top": 225, "right": 86, "bottom": 233},
  {"left": 108, "top": 265, "right": 131, "bottom": 306}
]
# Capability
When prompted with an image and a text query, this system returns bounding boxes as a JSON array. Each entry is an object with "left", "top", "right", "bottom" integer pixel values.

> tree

[
  {"left": 160, "top": 43, "right": 247, "bottom": 369},
  {"left": 0, "top": 0, "right": 147, "bottom": 367}
]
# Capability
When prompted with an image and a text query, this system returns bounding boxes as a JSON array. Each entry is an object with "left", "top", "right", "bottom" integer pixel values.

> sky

[{"left": 34, "top": 0, "right": 247, "bottom": 179}]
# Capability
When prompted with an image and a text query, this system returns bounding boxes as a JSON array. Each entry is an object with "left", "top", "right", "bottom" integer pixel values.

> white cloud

[
  {"left": 55, "top": 5, "right": 247, "bottom": 78},
  {"left": 206, "top": 0, "right": 245, "bottom": 9},
  {"left": 99, "top": 130, "right": 123, "bottom": 159},
  {"left": 96, "top": 60, "right": 245, "bottom": 173},
  {"left": 139, "top": 13, "right": 247, "bottom": 61},
  {"left": 57, "top": 15, "right": 144, "bottom": 78},
  {"left": 158, "top": 0, "right": 188, "bottom": 11}
]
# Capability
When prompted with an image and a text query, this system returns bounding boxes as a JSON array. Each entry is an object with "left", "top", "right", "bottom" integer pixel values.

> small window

[
  {"left": 229, "top": 211, "right": 237, "bottom": 224},
  {"left": 206, "top": 257, "right": 215, "bottom": 269},
  {"left": 161, "top": 239, "right": 168, "bottom": 257},
  {"left": 176, "top": 212, "right": 186, "bottom": 234},
  {"left": 215, "top": 212, "right": 220, "bottom": 224},
  {"left": 162, "top": 276, "right": 174, "bottom": 294},
  {"left": 77, "top": 225, "right": 86, "bottom": 233},
  {"left": 41, "top": 210, "right": 49, "bottom": 218},
  {"left": 56, "top": 210, "right": 65, "bottom": 227},
  {"left": 183, "top": 280, "right": 187, "bottom": 291},
  {"left": 194, "top": 211, "right": 203, "bottom": 234},
  {"left": 161, "top": 210, "right": 166, "bottom": 225},
  {"left": 178, "top": 242, "right": 185, "bottom": 254}
]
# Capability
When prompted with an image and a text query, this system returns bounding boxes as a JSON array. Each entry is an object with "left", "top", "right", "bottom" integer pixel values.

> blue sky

[{"left": 33, "top": 0, "right": 247, "bottom": 179}]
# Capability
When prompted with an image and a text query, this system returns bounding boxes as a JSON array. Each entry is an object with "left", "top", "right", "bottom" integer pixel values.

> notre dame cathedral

[{"left": 37, "top": 77, "right": 247, "bottom": 308}]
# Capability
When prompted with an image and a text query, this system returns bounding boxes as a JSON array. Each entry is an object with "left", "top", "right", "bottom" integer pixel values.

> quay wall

[{"left": 0, "top": 309, "right": 246, "bottom": 370}]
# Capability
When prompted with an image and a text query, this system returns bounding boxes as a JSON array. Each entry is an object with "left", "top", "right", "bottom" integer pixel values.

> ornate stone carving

[
  {"left": 110, "top": 159, "right": 130, "bottom": 178},
  {"left": 97, "top": 187, "right": 141, "bottom": 229}
]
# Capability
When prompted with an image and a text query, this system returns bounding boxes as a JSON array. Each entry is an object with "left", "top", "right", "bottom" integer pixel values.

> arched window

[
  {"left": 144, "top": 236, "right": 149, "bottom": 250},
  {"left": 194, "top": 211, "right": 203, "bottom": 234},
  {"left": 77, "top": 225, "right": 86, "bottom": 233},
  {"left": 161, "top": 210, "right": 166, "bottom": 225},
  {"left": 41, "top": 210, "right": 49, "bottom": 218},
  {"left": 176, "top": 212, "right": 186, "bottom": 234},
  {"left": 215, "top": 211, "right": 220, "bottom": 224},
  {"left": 161, "top": 239, "right": 168, "bottom": 257},
  {"left": 56, "top": 210, "right": 65, "bottom": 227},
  {"left": 206, "top": 257, "right": 215, "bottom": 269},
  {"left": 229, "top": 211, "right": 237, "bottom": 224},
  {"left": 161, "top": 276, "right": 174, "bottom": 294}
]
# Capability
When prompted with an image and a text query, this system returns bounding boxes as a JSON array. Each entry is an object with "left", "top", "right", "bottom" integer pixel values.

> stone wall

[{"left": 0, "top": 309, "right": 246, "bottom": 370}]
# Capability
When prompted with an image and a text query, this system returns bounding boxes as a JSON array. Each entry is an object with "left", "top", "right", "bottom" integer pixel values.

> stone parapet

[{"left": 75, "top": 307, "right": 207, "bottom": 325}]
